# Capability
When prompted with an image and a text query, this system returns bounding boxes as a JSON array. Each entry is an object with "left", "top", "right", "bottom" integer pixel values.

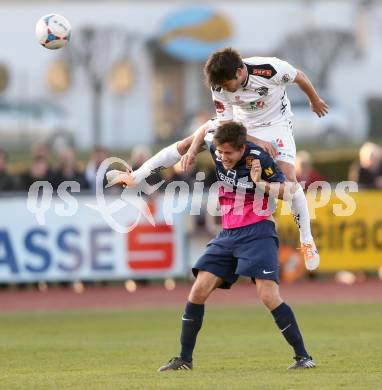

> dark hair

[
  {"left": 213, "top": 122, "right": 247, "bottom": 150},
  {"left": 204, "top": 47, "right": 244, "bottom": 88}
]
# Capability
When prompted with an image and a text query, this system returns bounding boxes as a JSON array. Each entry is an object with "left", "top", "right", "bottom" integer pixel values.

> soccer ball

[{"left": 35, "top": 14, "right": 71, "bottom": 50}]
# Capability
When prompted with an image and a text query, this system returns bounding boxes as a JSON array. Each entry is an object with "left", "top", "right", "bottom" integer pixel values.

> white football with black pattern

[{"left": 35, "top": 14, "right": 71, "bottom": 50}]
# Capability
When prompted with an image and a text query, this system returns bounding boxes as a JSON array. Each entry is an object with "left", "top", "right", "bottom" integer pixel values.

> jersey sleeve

[
  {"left": 204, "top": 128, "right": 215, "bottom": 152},
  {"left": 270, "top": 57, "right": 298, "bottom": 86},
  {"left": 259, "top": 152, "right": 285, "bottom": 183},
  {"left": 211, "top": 88, "right": 233, "bottom": 121}
]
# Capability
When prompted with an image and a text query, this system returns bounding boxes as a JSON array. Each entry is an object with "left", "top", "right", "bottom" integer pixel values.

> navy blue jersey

[
  {"left": 204, "top": 130, "right": 285, "bottom": 229},
  {"left": 204, "top": 130, "right": 285, "bottom": 189}
]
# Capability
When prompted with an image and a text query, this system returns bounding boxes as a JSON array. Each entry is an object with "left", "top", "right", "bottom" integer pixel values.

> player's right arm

[
  {"left": 293, "top": 70, "right": 329, "bottom": 118},
  {"left": 269, "top": 57, "right": 328, "bottom": 118}
]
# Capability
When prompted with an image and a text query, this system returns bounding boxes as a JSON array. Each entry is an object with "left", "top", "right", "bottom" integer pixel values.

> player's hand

[
  {"left": 106, "top": 168, "right": 136, "bottom": 188},
  {"left": 181, "top": 149, "right": 198, "bottom": 171},
  {"left": 250, "top": 159, "right": 262, "bottom": 182},
  {"left": 255, "top": 139, "right": 278, "bottom": 159},
  {"left": 310, "top": 98, "right": 329, "bottom": 118}
]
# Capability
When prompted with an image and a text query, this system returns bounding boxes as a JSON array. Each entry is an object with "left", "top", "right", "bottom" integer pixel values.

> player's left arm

[{"left": 293, "top": 70, "right": 329, "bottom": 118}]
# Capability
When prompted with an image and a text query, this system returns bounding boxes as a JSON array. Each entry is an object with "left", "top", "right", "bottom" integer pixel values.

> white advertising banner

[{"left": 0, "top": 195, "right": 188, "bottom": 283}]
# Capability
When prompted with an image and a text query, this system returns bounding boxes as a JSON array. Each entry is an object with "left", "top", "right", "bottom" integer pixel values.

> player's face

[
  {"left": 221, "top": 67, "right": 246, "bottom": 92},
  {"left": 221, "top": 78, "right": 241, "bottom": 93},
  {"left": 216, "top": 142, "right": 246, "bottom": 170}
]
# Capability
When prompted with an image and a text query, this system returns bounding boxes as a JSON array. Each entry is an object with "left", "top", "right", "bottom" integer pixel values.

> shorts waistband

[{"left": 221, "top": 219, "right": 275, "bottom": 234}]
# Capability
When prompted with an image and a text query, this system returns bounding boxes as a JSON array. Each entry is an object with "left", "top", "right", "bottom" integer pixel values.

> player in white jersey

[
  {"left": 211, "top": 56, "right": 297, "bottom": 131},
  {"left": 108, "top": 48, "right": 326, "bottom": 269},
  {"left": 182, "top": 48, "right": 328, "bottom": 268}
]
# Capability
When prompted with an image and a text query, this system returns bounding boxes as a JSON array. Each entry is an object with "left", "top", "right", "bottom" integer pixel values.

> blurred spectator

[
  {"left": 55, "top": 148, "right": 89, "bottom": 190},
  {"left": 0, "top": 149, "right": 17, "bottom": 192},
  {"left": 296, "top": 150, "right": 324, "bottom": 191},
  {"left": 131, "top": 144, "right": 151, "bottom": 169},
  {"left": 32, "top": 142, "right": 50, "bottom": 160},
  {"left": 131, "top": 144, "right": 163, "bottom": 187},
  {"left": 348, "top": 142, "right": 382, "bottom": 188},
  {"left": 85, "top": 145, "right": 109, "bottom": 193},
  {"left": 19, "top": 156, "right": 57, "bottom": 191}
]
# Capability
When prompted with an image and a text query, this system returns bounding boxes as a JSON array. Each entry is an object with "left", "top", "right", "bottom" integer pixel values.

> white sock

[
  {"left": 132, "top": 142, "right": 181, "bottom": 184},
  {"left": 290, "top": 184, "right": 313, "bottom": 243}
]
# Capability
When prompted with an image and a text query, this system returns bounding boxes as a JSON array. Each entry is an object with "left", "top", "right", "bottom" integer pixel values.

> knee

[
  {"left": 188, "top": 282, "right": 212, "bottom": 304},
  {"left": 285, "top": 172, "right": 297, "bottom": 182},
  {"left": 279, "top": 165, "right": 297, "bottom": 182},
  {"left": 177, "top": 137, "right": 192, "bottom": 155},
  {"left": 259, "top": 289, "right": 282, "bottom": 310}
]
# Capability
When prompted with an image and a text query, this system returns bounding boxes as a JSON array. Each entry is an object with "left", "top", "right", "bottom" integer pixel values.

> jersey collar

[{"left": 241, "top": 63, "right": 250, "bottom": 88}]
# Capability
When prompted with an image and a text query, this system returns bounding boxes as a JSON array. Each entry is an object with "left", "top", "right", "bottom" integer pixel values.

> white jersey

[{"left": 211, "top": 56, "right": 298, "bottom": 129}]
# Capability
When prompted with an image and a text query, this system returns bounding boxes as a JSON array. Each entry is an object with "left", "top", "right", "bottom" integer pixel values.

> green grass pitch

[{"left": 1, "top": 303, "right": 382, "bottom": 389}]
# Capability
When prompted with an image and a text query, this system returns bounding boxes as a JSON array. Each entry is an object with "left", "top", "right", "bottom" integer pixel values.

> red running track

[{"left": 0, "top": 280, "right": 382, "bottom": 313}]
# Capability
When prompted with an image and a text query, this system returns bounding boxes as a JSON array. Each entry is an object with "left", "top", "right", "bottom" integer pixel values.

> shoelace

[{"left": 298, "top": 244, "right": 314, "bottom": 259}]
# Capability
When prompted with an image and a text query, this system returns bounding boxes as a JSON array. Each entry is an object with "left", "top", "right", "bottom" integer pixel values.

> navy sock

[
  {"left": 180, "top": 301, "right": 204, "bottom": 362},
  {"left": 271, "top": 302, "right": 309, "bottom": 358}
]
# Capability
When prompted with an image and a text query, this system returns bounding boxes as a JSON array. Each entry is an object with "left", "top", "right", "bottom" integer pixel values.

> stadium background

[{"left": 0, "top": 1, "right": 382, "bottom": 388}]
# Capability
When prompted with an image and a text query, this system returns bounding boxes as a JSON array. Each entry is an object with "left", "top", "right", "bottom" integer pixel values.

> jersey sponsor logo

[
  {"left": 214, "top": 100, "right": 225, "bottom": 113},
  {"left": 255, "top": 86, "right": 269, "bottom": 96},
  {"left": 250, "top": 101, "right": 265, "bottom": 110},
  {"left": 246, "top": 156, "right": 255, "bottom": 169},
  {"left": 282, "top": 74, "right": 291, "bottom": 83},
  {"left": 235, "top": 95, "right": 245, "bottom": 104},
  {"left": 276, "top": 138, "right": 284, "bottom": 148},
  {"left": 250, "top": 64, "right": 277, "bottom": 79},
  {"left": 218, "top": 171, "right": 236, "bottom": 186},
  {"left": 264, "top": 166, "right": 274, "bottom": 177},
  {"left": 226, "top": 170, "right": 237, "bottom": 179},
  {"left": 253, "top": 69, "right": 273, "bottom": 77},
  {"left": 217, "top": 171, "right": 253, "bottom": 189}
]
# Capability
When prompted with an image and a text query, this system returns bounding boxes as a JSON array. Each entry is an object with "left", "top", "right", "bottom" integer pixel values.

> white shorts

[{"left": 247, "top": 120, "right": 296, "bottom": 166}]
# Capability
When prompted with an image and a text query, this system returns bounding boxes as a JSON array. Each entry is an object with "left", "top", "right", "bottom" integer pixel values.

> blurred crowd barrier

[
  {"left": 0, "top": 195, "right": 188, "bottom": 284},
  {"left": 0, "top": 190, "right": 382, "bottom": 285},
  {"left": 276, "top": 191, "right": 382, "bottom": 273},
  {"left": 1, "top": 141, "right": 382, "bottom": 285}
]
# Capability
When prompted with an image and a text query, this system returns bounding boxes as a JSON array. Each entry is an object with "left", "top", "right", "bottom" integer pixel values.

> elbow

[{"left": 294, "top": 69, "right": 305, "bottom": 85}]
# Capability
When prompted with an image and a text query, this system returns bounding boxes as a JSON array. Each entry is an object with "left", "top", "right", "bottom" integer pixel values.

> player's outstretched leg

[
  {"left": 158, "top": 271, "right": 222, "bottom": 372},
  {"left": 291, "top": 184, "right": 320, "bottom": 271},
  {"left": 277, "top": 160, "right": 320, "bottom": 271},
  {"left": 256, "top": 279, "right": 316, "bottom": 370}
]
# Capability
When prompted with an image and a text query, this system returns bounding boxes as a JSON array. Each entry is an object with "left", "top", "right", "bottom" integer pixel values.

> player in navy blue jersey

[{"left": 109, "top": 122, "right": 316, "bottom": 371}]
